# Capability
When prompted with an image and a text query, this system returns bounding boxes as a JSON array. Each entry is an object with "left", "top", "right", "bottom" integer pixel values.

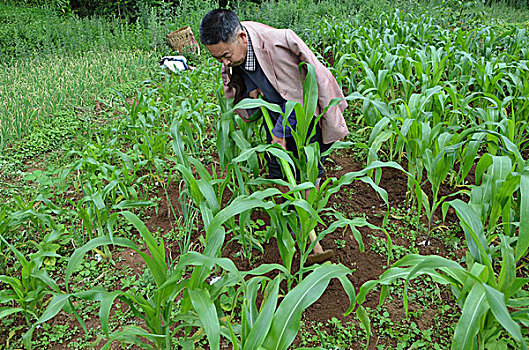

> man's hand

[
  {"left": 249, "top": 88, "right": 262, "bottom": 99},
  {"left": 271, "top": 134, "right": 287, "bottom": 150}
]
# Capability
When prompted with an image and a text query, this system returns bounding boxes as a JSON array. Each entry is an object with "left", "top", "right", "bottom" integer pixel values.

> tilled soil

[{"left": 2, "top": 146, "right": 465, "bottom": 349}]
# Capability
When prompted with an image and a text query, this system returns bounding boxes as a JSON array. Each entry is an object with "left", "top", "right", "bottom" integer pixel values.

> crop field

[{"left": 1, "top": 0, "right": 529, "bottom": 349}]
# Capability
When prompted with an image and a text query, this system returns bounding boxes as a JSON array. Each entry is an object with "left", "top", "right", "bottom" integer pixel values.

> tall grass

[
  {"left": 0, "top": 3, "right": 159, "bottom": 150},
  {"left": 0, "top": 0, "right": 221, "bottom": 150},
  {"left": 0, "top": 4, "right": 167, "bottom": 62},
  {"left": 232, "top": 0, "right": 393, "bottom": 36}
]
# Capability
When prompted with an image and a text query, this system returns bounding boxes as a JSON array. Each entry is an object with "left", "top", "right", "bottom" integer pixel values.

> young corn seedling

[
  {"left": 146, "top": 248, "right": 356, "bottom": 350},
  {"left": 469, "top": 149, "right": 528, "bottom": 241},
  {"left": 357, "top": 200, "right": 529, "bottom": 350},
  {"left": 0, "top": 210, "right": 63, "bottom": 349}
]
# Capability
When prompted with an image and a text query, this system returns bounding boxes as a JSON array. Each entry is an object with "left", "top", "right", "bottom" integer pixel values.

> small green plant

[
  {"left": 358, "top": 200, "right": 529, "bottom": 350},
  {"left": 0, "top": 229, "right": 62, "bottom": 348},
  {"left": 334, "top": 239, "right": 346, "bottom": 249}
]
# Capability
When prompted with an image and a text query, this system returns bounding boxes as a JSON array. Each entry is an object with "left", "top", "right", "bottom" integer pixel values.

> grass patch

[{"left": 0, "top": 49, "right": 160, "bottom": 149}]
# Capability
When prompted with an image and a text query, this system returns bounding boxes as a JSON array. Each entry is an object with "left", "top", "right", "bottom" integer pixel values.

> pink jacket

[{"left": 222, "top": 21, "right": 349, "bottom": 144}]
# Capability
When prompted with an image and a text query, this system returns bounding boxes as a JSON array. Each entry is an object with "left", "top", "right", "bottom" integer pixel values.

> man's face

[{"left": 206, "top": 29, "right": 248, "bottom": 67}]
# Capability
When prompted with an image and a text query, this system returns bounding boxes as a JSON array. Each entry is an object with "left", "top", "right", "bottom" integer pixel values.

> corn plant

[
  {"left": 66, "top": 128, "right": 156, "bottom": 247},
  {"left": 172, "top": 138, "right": 266, "bottom": 260},
  {"left": 469, "top": 151, "right": 529, "bottom": 246},
  {"left": 215, "top": 85, "right": 261, "bottom": 181},
  {"left": 68, "top": 165, "right": 154, "bottom": 241},
  {"left": 357, "top": 199, "right": 529, "bottom": 349},
  {"left": 308, "top": 9, "right": 529, "bottom": 136},
  {"left": 29, "top": 211, "right": 181, "bottom": 349},
  {"left": 152, "top": 68, "right": 218, "bottom": 157},
  {"left": 368, "top": 115, "right": 441, "bottom": 209},
  {"left": 420, "top": 129, "right": 476, "bottom": 239},
  {"left": 0, "top": 210, "right": 63, "bottom": 348},
  {"left": 171, "top": 253, "right": 356, "bottom": 350},
  {"left": 33, "top": 189, "right": 286, "bottom": 349},
  {"left": 231, "top": 62, "right": 341, "bottom": 272}
]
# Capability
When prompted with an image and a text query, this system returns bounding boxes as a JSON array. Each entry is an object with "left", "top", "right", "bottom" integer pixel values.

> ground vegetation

[{"left": 1, "top": 0, "right": 529, "bottom": 349}]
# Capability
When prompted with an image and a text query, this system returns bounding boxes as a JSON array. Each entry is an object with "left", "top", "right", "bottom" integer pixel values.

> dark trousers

[{"left": 263, "top": 113, "right": 331, "bottom": 181}]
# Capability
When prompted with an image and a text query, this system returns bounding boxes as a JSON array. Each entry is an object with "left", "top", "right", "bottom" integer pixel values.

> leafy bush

[
  {"left": 233, "top": 0, "right": 392, "bottom": 36},
  {"left": 0, "top": 3, "right": 169, "bottom": 62}
]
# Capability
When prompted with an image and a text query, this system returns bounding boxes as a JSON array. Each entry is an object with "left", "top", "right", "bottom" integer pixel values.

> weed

[{"left": 334, "top": 239, "right": 346, "bottom": 249}]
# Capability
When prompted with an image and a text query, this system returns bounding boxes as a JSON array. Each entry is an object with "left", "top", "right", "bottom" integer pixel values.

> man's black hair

[{"left": 200, "top": 9, "right": 242, "bottom": 45}]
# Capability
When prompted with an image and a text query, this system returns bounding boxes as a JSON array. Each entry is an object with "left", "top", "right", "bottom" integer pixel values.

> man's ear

[{"left": 238, "top": 29, "right": 248, "bottom": 44}]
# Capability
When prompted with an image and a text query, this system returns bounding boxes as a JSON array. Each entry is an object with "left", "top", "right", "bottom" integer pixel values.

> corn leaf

[
  {"left": 243, "top": 276, "right": 281, "bottom": 350},
  {"left": 516, "top": 172, "right": 529, "bottom": 261},
  {"left": 482, "top": 284, "right": 526, "bottom": 349},
  {"left": 0, "top": 306, "right": 25, "bottom": 319},
  {"left": 190, "top": 288, "right": 220, "bottom": 350},
  {"left": 452, "top": 283, "right": 489, "bottom": 350},
  {"left": 262, "top": 264, "right": 352, "bottom": 350}
]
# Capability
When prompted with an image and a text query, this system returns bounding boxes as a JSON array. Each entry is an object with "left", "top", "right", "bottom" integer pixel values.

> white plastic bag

[{"left": 159, "top": 56, "right": 190, "bottom": 73}]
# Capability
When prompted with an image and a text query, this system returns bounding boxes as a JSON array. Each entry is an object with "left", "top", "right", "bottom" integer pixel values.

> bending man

[{"left": 200, "top": 9, "right": 349, "bottom": 264}]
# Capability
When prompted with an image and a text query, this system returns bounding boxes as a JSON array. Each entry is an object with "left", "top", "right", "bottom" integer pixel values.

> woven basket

[{"left": 167, "top": 26, "right": 200, "bottom": 55}]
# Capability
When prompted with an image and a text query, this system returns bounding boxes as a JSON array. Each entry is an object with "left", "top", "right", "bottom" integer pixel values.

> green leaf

[
  {"left": 175, "top": 252, "right": 243, "bottom": 282},
  {"left": 498, "top": 235, "right": 516, "bottom": 297},
  {"left": 356, "top": 305, "right": 371, "bottom": 348},
  {"left": 119, "top": 211, "right": 167, "bottom": 287},
  {"left": 300, "top": 62, "right": 318, "bottom": 127},
  {"left": 100, "top": 291, "right": 121, "bottom": 336},
  {"left": 290, "top": 198, "right": 323, "bottom": 224},
  {"left": 262, "top": 264, "right": 352, "bottom": 350},
  {"left": 190, "top": 289, "right": 220, "bottom": 350},
  {"left": 0, "top": 306, "right": 24, "bottom": 319},
  {"left": 452, "top": 283, "right": 489, "bottom": 350},
  {"left": 36, "top": 293, "right": 70, "bottom": 325},
  {"left": 482, "top": 284, "right": 526, "bottom": 348},
  {"left": 516, "top": 172, "right": 529, "bottom": 261},
  {"left": 336, "top": 274, "right": 356, "bottom": 316},
  {"left": 447, "top": 200, "right": 491, "bottom": 269},
  {"left": 65, "top": 236, "right": 138, "bottom": 288},
  {"left": 206, "top": 196, "right": 274, "bottom": 242},
  {"left": 112, "top": 200, "right": 154, "bottom": 210},
  {"left": 234, "top": 98, "right": 283, "bottom": 114},
  {"left": 101, "top": 325, "right": 159, "bottom": 350},
  {"left": 243, "top": 276, "right": 281, "bottom": 350}
]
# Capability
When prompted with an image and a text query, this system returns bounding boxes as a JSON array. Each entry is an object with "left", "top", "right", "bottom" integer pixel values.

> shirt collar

[{"left": 242, "top": 27, "right": 256, "bottom": 72}]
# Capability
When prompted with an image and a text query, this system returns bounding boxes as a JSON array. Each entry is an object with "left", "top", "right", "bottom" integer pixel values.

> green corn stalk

[
  {"left": 234, "top": 63, "right": 421, "bottom": 273},
  {"left": 0, "top": 211, "right": 62, "bottom": 349},
  {"left": 161, "top": 252, "right": 356, "bottom": 350},
  {"left": 421, "top": 132, "right": 467, "bottom": 238},
  {"left": 234, "top": 144, "right": 413, "bottom": 276},
  {"left": 232, "top": 62, "right": 338, "bottom": 271},
  {"left": 357, "top": 201, "right": 528, "bottom": 350},
  {"left": 469, "top": 152, "right": 529, "bottom": 253}
]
